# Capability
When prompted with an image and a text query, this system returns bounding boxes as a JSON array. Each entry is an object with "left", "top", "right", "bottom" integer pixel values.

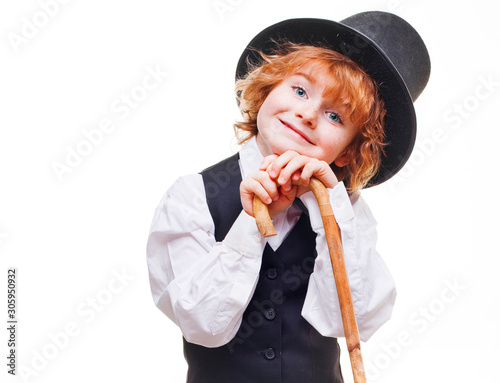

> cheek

[
  {"left": 259, "top": 87, "right": 288, "bottom": 116},
  {"left": 324, "top": 145, "right": 340, "bottom": 164},
  {"left": 319, "top": 133, "right": 351, "bottom": 164},
  {"left": 256, "top": 109, "right": 263, "bottom": 129},
  {"left": 256, "top": 98, "right": 272, "bottom": 125},
  {"left": 257, "top": 96, "right": 283, "bottom": 134}
]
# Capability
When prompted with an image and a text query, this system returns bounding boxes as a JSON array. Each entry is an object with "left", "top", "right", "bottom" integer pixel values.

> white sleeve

[
  {"left": 146, "top": 174, "right": 267, "bottom": 347},
  {"left": 300, "top": 182, "right": 397, "bottom": 342}
]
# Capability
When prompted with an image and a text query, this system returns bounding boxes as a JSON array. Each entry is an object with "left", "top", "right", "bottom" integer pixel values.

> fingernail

[
  {"left": 278, "top": 176, "right": 284, "bottom": 183},
  {"left": 270, "top": 170, "right": 276, "bottom": 178}
]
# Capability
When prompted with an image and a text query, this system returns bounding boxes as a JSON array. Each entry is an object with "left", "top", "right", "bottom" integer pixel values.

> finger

[
  {"left": 299, "top": 159, "right": 322, "bottom": 185},
  {"left": 268, "top": 150, "right": 300, "bottom": 179},
  {"left": 277, "top": 155, "right": 311, "bottom": 185},
  {"left": 240, "top": 178, "right": 272, "bottom": 215},
  {"left": 301, "top": 160, "right": 338, "bottom": 188},
  {"left": 265, "top": 162, "right": 273, "bottom": 174},
  {"left": 291, "top": 170, "right": 301, "bottom": 184},
  {"left": 242, "top": 172, "right": 280, "bottom": 202},
  {"left": 260, "top": 154, "right": 279, "bottom": 171},
  {"left": 267, "top": 185, "right": 298, "bottom": 219},
  {"left": 280, "top": 184, "right": 297, "bottom": 198},
  {"left": 258, "top": 172, "right": 280, "bottom": 201},
  {"left": 280, "top": 175, "right": 293, "bottom": 192}
]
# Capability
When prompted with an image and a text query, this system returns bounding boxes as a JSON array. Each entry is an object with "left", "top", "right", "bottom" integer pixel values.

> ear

[{"left": 334, "top": 146, "right": 352, "bottom": 167}]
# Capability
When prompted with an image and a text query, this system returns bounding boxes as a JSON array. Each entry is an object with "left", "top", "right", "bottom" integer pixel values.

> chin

[{"left": 277, "top": 142, "right": 315, "bottom": 157}]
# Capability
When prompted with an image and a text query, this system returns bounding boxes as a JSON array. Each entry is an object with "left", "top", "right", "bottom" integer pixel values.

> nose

[{"left": 295, "top": 104, "right": 318, "bottom": 128}]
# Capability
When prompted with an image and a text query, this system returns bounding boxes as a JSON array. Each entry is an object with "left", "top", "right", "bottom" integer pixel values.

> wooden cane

[{"left": 253, "top": 177, "right": 366, "bottom": 383}]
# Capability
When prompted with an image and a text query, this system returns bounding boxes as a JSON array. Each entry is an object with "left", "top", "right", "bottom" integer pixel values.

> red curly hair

[{"left": 234, "top": 43, "right": 386, "bottom": 192}]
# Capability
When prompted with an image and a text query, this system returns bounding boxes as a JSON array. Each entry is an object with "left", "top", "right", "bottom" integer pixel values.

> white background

[{"left": 1, "top": 0, "right": 499, "bottom": 382}]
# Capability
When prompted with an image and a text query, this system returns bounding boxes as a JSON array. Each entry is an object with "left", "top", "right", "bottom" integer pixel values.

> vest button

[
  {"left": 266, "top": 268, "right": 278, "bottom": 279},
  {"left": 264, "top": 348, "right": 275, "bottom": 360},
  {"left": 264, "top": 308, "right": 276, "bottom": 320}
]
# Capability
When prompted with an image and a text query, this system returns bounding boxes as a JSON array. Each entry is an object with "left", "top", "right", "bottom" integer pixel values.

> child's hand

[
  {"left": 240, "top": 169, "right": 298, "bottom": 219},
  {"left": 261, "top": 151, "right": 339, "bottom": 197}
]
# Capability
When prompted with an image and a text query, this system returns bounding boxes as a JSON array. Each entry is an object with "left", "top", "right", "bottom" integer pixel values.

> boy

[{"left": 147, "top": 11, "right": 430, "bottom": 383}]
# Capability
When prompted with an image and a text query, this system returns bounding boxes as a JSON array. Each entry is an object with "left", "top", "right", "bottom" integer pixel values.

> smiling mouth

[{"left": 280, "top": 120, "right": 314, "bottom": 145}]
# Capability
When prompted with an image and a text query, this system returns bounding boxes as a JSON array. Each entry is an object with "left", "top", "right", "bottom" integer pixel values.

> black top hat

[{"left": 236, "top": 11, "right": 431, "bottom": 187}]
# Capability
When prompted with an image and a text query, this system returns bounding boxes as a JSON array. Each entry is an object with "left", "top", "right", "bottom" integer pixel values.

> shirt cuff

[{"left": 223, "top": 210, "right": 267, "bottom": 257}]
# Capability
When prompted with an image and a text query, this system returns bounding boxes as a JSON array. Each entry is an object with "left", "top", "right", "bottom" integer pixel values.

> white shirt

[{"left": 147, "top": 137, "right": 396, "bottom": 347}]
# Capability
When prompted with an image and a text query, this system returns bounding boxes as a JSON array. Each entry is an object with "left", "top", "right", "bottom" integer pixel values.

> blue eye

[
  {"left": 328, "top": 112, "right": 341, "bottom": 123},
  {"left": 294, "top": 86, "right": 306, "bottom": 97}
]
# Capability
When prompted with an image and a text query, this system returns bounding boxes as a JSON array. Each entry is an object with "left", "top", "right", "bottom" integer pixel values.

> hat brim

[{"left": 236, "top": 18, "right": 416, "bottom": 187}]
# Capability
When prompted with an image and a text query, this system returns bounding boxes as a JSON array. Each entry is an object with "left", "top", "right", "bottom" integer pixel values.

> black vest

[{"left": 183, "top": 154, "right": 343, "bottom": 383}]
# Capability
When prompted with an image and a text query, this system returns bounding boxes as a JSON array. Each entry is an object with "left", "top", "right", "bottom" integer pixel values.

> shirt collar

[{"left": 239, "top": 136, "right": 264, "bottom": 179}]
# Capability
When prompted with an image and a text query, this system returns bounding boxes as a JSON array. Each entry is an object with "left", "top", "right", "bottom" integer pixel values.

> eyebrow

[{"left": 292, "top": 72, "right": 317, "bottom": 84}]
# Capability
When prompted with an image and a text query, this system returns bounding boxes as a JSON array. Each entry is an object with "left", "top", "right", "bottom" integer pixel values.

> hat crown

[{"left": 341, "top": 11, "right": 430, "bottom": 102}]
